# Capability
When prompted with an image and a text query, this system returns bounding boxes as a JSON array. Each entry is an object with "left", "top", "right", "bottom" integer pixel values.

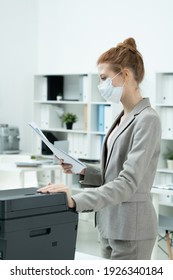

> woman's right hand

[
  {"left": 58, "top": 158, "right": 86, "bottom": 175},
  {"left": 60, "top": 160, "right": 73, "bottom": 174},
  {"left": 60, "top": 159, "right": 73, "bottom": 174}
]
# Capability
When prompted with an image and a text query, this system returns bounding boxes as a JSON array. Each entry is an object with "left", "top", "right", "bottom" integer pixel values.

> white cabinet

[
  {"left": 32, "top": 73, "right": 121, "bottom": 161},
  {"left": 154, "top": 73, "right": 173, "bottom": 191}
]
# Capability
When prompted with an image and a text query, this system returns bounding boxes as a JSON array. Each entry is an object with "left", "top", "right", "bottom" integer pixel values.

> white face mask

[{"left": 97, "top": 72, "right": 124, "bottom": 103}]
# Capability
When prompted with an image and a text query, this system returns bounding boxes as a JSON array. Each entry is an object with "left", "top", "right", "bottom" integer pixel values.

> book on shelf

[
  {"left": 89, "top": 135, "right": 104, "bottom": 160},
  {"left": 41, "top": 105, "right": 62, "bottom": 128},
  {"left": 97, "top": 104, "right": 104, "bottom": 132},
  {"left": 160, "top": 107, "right": 173, "bottom": 138},
  {"left": 40, "top": 76, "right": 47, "bottom": 101},
  {"left": 80, "top": 75, "right": 89, "bottom": 102},
  {"left": 35, "top": 76, "right": 47, "bottom": 101},
  {"left": 97, "top": 104, "right": 111, "bottom": 133},
  {"left": 84, "top": 105, "right": 88, "bottom": 130},
  {"left": 160, "top": 74, "right": 173, "bottom": 104},
  {"left": 67, "top": 133, "right": 88, "bottom": 159},
  {"left": 104, "top": 105, "right": 111, "bottom": 133}
]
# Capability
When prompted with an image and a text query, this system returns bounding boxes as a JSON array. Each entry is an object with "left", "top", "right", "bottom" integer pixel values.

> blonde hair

[{"left": 97, "top": 38, "right": 144, "bottom": 84}]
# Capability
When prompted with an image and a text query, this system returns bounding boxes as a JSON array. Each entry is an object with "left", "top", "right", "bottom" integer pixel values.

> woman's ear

[{"left": 123, "top": 68, "right": 133, "bottom": 81}]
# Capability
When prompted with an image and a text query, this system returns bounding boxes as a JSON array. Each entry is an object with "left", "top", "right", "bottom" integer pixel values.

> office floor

[{"left": 76, "top": 216, "right": 170, "bottom": 260}]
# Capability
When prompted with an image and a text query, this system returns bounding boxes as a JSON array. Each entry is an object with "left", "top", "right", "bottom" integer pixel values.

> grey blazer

[{"left": 73, "top": 98, "right": 161, "bottom": 240}]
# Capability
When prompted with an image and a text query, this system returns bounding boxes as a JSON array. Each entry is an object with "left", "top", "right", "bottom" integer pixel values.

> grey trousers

[{"left": 100, "top": 237, "right": 156, "bottom": 260}]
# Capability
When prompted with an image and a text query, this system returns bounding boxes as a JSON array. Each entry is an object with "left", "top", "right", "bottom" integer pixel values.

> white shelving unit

[
  {"left": 154, "top": 72, "right": 173, "bottom": 205},
  {"left": 32, "top": 73, "right": 121, "bottom": 161}
]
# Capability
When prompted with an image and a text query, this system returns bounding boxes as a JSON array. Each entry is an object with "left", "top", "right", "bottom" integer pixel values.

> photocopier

[{"left": 0, "top": 187, "right": 78, "bottom": 260}]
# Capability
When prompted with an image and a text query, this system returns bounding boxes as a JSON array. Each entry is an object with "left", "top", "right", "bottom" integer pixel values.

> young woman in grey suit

[{"left": 38, "top": 38, "right": 161, "bottom": 260}]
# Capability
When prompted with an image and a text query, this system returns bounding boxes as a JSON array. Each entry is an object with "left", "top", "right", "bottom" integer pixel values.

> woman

[{"left": 38, "top": 38, "right": 161, "bottom": 260}]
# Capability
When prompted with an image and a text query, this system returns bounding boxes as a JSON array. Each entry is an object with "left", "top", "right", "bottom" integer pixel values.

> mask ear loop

[
  {"left": 99, "top": 71, "right": 121, "bottom": 85},
  {"left": 112, "top": 72, "right": 125, "bottom": 89},
  {"left": 111, "top": 72, "right": 121, "bottom": 81}
]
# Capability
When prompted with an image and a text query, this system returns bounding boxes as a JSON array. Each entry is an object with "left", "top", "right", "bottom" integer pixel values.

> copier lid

[{"left": 0, "top": 187, "right": 68, "bottom": 219}]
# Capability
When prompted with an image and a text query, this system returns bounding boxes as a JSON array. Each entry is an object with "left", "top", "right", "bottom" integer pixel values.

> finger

[
  {"left": 59, "top": 159, "right": 64, "bottom": 164},
  {"left": 65, "top": 169, "right": 73, "bottom": 174},
  {"left": 55, "top": 156, "right": 63, "bottom": 161},
  {"left": 62, "top": 163, "right": 73, "bottom": 172},
  {"left": 62, "top": 162, "right": 72, "bottom": 166},
  {"left": 39, "top": 183, "right": 67, "bottom": 193},
  {"left": 37, "top": 184, "right": 53, "bottom": 192},
  {"left": 37, "top": 187, "right": 49, "bottom": 193}
]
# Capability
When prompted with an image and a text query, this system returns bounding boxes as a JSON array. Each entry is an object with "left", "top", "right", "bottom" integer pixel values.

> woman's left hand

[{"left": 37, "top": 183, "right": 75, "bottom": 209}]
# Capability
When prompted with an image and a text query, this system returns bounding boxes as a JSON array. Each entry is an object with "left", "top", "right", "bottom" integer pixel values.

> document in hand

[{"left": 28, "top": 122, "right": 86, "bottom": 174}]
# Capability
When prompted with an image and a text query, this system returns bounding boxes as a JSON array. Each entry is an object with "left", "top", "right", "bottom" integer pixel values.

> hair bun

[
  {"left": 123, "top": 37, "right": 137, "bottom": 49},
  {"left": 116, "top": 37, "right": 137, "bottom": 54}
]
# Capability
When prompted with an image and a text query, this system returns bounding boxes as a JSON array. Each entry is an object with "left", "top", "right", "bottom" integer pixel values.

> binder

[
  {"left": 97, "top": 105, "right": 105, "bottom": 132},
  {"left": 104, "top": 105, "right": 111, "bottom": 133},
  {"left": 41, "top": 105, "right": 61, "bottom": 128},
  {"left": 82, "top": 75, "right": 89, "bottom": 102},
  {"left": 40, "top": 76, "right": 47, "bottom": 101}
]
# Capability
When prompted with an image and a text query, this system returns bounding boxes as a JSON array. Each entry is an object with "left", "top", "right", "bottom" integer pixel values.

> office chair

[{"left": 158, "top": 214, "right": 173, "bottom": 259}]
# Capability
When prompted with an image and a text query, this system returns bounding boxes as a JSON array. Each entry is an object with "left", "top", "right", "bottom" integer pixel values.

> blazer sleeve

[
  {"left": 79, "top": 163, "right": 102, "bottom": 188},
  {"left": 72, "top": 111, "right": 161, "bottom": 212}
]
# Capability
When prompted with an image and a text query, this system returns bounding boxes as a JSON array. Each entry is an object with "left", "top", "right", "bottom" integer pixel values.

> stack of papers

[
  {"left": 15, "top": 162, "right": 41, "bottom": 167},
  {"left": 28, "top": 122, "right": 86, "bottom": 174}
]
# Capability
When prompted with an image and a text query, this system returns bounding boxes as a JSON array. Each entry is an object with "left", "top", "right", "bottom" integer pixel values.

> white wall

[
  {"left": 37, "top": 0, "right": 173, "bottom": 72},
  {"left": 37, "top": 0, "right": 173, "bottom": 107},
  {"left": 1, "top": 0, "right": 173, "bottom": 153},
  {"left": 0, "top": 0, "right": 38, "bottom": 152}
]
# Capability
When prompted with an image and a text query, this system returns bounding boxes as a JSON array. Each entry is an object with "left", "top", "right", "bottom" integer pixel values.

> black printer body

[{"left": 0, "top": 187, "right": 78, "bottom": 260}]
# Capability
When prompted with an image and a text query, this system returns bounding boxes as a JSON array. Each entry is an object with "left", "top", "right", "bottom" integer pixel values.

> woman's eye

[{"left": 100, "top": 77, "right": 107, "bottom": 81}]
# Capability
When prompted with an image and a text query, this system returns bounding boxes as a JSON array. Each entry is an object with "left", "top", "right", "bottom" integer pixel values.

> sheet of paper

[{"left": 28, "top": 122, "right": 86, "bottom": 174}]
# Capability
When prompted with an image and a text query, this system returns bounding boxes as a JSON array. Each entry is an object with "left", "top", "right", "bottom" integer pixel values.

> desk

[
  {"left": 0, "top": 162, "right": 63, "bottom": 188},
  {"left": 151, "top": 186, "right": 173, "bottom": 217},
  {"left": 151, "top": 186, "right": 173, "bottom": 259}
]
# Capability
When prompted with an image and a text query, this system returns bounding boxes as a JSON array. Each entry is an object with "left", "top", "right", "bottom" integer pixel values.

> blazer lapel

[
  {"left": 102, "top": 98, "right": 151, "bottom": 176},
  {"left": 104, "top": 111, "right": 135, "bottom": 172},
  {"left": 101, "top": 112, "right": 122, "bottom": 171}
]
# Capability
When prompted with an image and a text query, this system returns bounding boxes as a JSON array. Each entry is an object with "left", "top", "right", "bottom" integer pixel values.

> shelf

[
  {"left": 157, "top": 168, "right": 173, "bottom": 174},
  {"left": 91, "top": 101, "right": 109, "bottom": 105},
  {"left": 156, "top": 103, "right": 173, "bottom": 107},
  {"left": 41, "top": 127, "right": 87, "bottom": 134},
  {"left": 90, "top": 131, "right": 105, "bottom": 135},
  {"left": 34, "top": 100, "right": 87, "bottom": 105}
]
